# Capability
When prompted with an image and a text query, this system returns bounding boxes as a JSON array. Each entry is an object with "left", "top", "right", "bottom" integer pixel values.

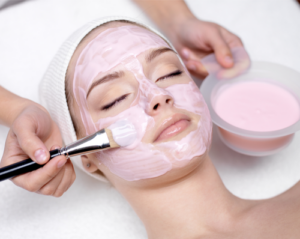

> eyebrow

[
  {"left": 86, "top": 71, "right": 125, "bottom": 98},
  {"left": 85, "top": 48, "right": 176, "bottom": 98},
  {"left": 146, "top": 47, "right": 177, "bottom": 63}
]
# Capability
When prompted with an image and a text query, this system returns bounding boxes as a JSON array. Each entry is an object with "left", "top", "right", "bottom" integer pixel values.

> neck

[{"left": 115, "top": 157, "right": 249, "bottom": 238}]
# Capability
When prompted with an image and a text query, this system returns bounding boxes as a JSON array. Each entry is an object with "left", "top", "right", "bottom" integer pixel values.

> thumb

[
  {"left": 180, "top": 48, "right": 208, "bottom": 74},
  {"left": 12, "top": 110, "right": 51, "bottom": 165},
  {"left": 209, "top": 32, "right": 234, "bottom": 68}
]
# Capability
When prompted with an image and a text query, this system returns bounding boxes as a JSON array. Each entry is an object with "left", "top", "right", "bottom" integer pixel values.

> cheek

[
  {"left": 94, "top": 81, "right": 212, "bottom": 182},
  {"left": 92, "top": 99, "right": 173, "bottom": 181},
  {"left": 96, "top": 144, "right": 172, "bottom": 181},
  {"left": 166, "top": 81, "right": 207, "bottom": 116},
  {"left": 87, "top": 85, "right": 138, "bottom": 122}
]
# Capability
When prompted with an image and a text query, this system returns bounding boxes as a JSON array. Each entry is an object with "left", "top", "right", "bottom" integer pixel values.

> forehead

[
  {"left": 68, "top": 22, "right": 132, "bottom": 79},
  {"left": 69, "top": 23, "right": 170, "bottom": 97},
  {"left": 67, "top": 22, "right": 169, "bottom": 87}
]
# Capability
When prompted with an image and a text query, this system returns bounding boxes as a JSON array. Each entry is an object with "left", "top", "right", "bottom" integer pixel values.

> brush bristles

[{"left": 105, "top": 128, "right": 120, "bottom": 148}]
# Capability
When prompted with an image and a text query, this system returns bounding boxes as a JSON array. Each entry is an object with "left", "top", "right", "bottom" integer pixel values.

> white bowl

[{"left": 200, "top": 61, "right": 300, "bottom": 156}]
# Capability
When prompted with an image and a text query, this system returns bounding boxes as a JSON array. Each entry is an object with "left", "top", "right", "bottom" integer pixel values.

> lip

[{"left": 153, "top": 113, "right": 191, "bottom": 143}]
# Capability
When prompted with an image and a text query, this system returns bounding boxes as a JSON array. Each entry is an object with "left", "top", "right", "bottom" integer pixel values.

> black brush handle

[{"left": 0, "top": 149, "right": 61, "bottom": 182}]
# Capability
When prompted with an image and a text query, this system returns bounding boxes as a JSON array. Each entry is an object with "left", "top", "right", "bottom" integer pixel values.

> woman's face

[{"left": 67, "top": 22, "right": 212, "bottom": 186}]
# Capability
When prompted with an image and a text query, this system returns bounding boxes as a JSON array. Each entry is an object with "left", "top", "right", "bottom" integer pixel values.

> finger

[
  {"left": 184, "top": 60, "right": 209, "bottom": 80},
  {"left": 217, "top": 57, "right": 251, "bottom": 79},
  {"left": 181, "top": 48, "right": 192, "bottom": 61},
  {"left": 64, "top": 160, "right": 76, "bottom": 192},
  {"left": 220, "top": 28, "right": 244, "bottom": 48},
  {"left": 50, "top": 145, "right": 61, "bottom": 151},
  {"left": 180, "top": 47, "right": 205, "bottom": 62},
  {"left": 52, "top": 160, "right": 75, "bottom": 197},
  {"left": 12, "top": 155, "right": 67, "bottom": 192},
  {"left": 185, "top": 60, "right": 208, "bottom": 76},
  {"left": 37, "top": 167, "right": 65, "bottom": 196},
  {"left": 180, "top": 48, "right": 209, "bottom": 77},
  {"left": 0, "top": 130, "right": 26, "bottom": 166},
  {"left": 208, "top": 31, "right": 234, "bottom": 68},
  {"left": 12, "top": 115, "right": 50, "bottom": 165},
  {"left": 217, "top": 46, "right": 250, "bottom": 79},
  {"left": 68, "top": 170, "right": 76, "bottom": 191}
]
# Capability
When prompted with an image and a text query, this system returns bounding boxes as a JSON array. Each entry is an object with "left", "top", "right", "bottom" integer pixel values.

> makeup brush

[{"left": 0, "top": 120, "right": 136, "bottom": 182}]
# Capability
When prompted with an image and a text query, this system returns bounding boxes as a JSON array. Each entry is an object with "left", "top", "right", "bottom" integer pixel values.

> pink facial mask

[{"left": 73, "top": 25, "right": 212, "bottom": 181}]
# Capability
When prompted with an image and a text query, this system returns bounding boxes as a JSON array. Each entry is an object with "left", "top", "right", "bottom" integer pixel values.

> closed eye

[
  {"left": 101, "top": 94, "right": 130, "bottom": 111},
  {"left": 156, "top": 70, "right": 183, "bottom": 82}
]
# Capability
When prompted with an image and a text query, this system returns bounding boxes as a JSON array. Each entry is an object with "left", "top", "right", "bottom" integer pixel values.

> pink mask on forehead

[{"left": 73, "top": 25, "right": 212, "bottom": 181}]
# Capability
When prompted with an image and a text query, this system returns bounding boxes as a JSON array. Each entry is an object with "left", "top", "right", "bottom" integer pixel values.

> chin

[{"left": 115, "top": 153, "right": 208, "bottom": 189}]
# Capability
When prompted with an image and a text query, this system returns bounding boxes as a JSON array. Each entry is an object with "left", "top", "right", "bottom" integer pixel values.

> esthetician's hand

[
  {"left": 0, "top": 104, "right": 76, "bottom": 197},
  {"left": 167, "top": 18, "right": 245, "bottom": 79}
]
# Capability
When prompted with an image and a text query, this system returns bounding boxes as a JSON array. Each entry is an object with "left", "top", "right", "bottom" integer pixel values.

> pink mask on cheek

[{"left": 73, "top": 25, "right": 212, "bottom": 181}]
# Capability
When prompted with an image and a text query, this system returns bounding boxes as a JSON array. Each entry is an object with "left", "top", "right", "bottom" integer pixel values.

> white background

[{"left": 0, "top": 0, "right": 300, "bottom": 238}]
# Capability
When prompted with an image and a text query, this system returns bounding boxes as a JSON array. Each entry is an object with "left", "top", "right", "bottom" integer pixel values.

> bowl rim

[{"left": 200, "top": 61, "right": 300, "bottom": 139}]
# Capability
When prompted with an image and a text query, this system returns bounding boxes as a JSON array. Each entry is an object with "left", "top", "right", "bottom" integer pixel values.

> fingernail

[
  {"left": 224, "top": 56, "right": 233, "bottom": 65},
  {"left": 34, "top": 149, "right": 47, "bottom": 164},
  {"left": 57, "top": 159, "right": 67, "bottom": 169},
  {"left": 51, "top": 145, "right": 61, "bottom": 150},
  {"left": 188, "top": 64, "right": 196, "bottom": 71},
  {"left": 182, "top": 49, "right": 190, "bottom": 59},
  {"left": 196, "top": 62, "right": 207, "bottom": 73}
]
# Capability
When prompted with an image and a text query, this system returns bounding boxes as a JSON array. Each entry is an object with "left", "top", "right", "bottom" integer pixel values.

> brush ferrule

[{"left": 61, "top": 129, "right": 110, "bottom": 158}]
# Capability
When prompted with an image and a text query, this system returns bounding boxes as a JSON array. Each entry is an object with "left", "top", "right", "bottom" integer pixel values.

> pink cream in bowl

[{"left": 200, "top": 48, "right": 300, "bottom": 156}]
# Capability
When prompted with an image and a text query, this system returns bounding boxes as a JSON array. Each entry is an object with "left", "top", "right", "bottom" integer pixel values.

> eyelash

[
  {"left": 101, "top": 70, "right": 183, "bottom": 111},
  {"left": 101, "top": 94, "right": 130, "bottom": 111},
  {"left": 156, "top": 70, "right": 183, "bottom": 82}
]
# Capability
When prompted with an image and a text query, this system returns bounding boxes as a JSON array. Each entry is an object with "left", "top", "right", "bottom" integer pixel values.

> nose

[{"left": 147, "top": 94, "right": 174, "bottom": 116}]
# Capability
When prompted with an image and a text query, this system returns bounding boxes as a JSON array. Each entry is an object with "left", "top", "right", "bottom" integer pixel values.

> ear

[{"left": 81, "top": 155, "right": 98, "bottom": 173}]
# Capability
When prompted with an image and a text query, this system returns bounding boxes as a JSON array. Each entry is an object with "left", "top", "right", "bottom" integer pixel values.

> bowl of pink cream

[{"left": 201, "top": 58, "right": 300, "bottom": 156}]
